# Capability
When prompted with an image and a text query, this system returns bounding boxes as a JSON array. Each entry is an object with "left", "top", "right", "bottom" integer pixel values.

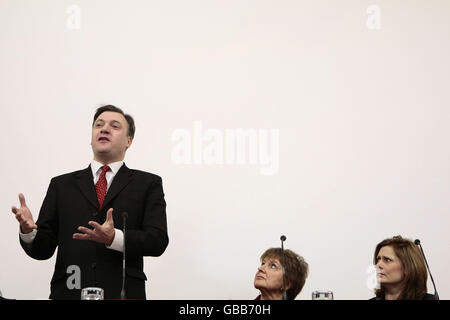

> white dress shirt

[{"left": 20, "top": 160, "right": 125, "bottom": 252}]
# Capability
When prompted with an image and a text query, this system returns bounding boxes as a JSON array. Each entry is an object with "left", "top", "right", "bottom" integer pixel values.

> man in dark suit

[{"left": 12, "top": 105, "right": 168, "bottom": 300}]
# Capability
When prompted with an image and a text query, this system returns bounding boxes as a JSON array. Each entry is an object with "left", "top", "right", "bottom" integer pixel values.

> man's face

[{"left": 91, "top": 111, "right": 132, "bottom": 163}]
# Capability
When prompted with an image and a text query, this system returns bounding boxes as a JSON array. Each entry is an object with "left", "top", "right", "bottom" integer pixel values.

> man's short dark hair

[{"left": 93, "top": 105, "right": 135, "bottom": 139}]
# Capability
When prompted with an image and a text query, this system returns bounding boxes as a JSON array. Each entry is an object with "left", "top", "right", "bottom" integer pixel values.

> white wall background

[{"left": 1, "top": 0, "right": 449, "bottom": 300}]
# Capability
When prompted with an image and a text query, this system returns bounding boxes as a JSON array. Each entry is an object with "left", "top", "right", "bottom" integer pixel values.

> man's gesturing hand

[
  {"left": 73, "top": 208, "right": 115, "bottom": 246},
  {"left": 11, "top": 193, "right": 38, "bottom": 234}
]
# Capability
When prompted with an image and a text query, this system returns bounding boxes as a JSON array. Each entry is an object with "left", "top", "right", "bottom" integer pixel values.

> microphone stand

[
  {"left": 120, "top": 212, "right": 128, "bottom": 300},
  {"left": 280, "top": 235, "right": 287, "bottom": 300},
  {"left": 415, "top": 239, "right": 439, "bottom": 300}
]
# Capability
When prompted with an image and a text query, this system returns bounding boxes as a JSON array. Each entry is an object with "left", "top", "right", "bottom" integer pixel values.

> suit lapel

[
  {"left": 75, "top": 165, "right": 99, "bottom": 209},
  {"left": 102, "top": 164, "right": 134, "bottom": 211}
]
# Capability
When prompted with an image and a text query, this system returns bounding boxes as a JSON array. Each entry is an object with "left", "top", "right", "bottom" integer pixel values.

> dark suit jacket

[{"left": 20, "top": 164, "right": 169, "bottom": 300}]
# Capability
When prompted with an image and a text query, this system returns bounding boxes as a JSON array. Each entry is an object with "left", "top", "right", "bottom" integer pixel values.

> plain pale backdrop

[{"left": 0, "top": 0, "right": 449, "bottom": 300}]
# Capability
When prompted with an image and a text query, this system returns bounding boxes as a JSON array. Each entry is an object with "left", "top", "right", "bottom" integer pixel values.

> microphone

[
  {"left": 414, "top": 239, "right": 439, "bottom": 300},
  {"left": 280, "top": 235, "right": 287, "bottom": 300},
  {"left": 120, "top": 212, "right": 128, "bottom": 300}
]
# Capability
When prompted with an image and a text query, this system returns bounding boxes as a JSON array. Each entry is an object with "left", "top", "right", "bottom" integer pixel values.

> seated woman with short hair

[{"left": 254, "top": 248, "right": 308, "bottom": 300}]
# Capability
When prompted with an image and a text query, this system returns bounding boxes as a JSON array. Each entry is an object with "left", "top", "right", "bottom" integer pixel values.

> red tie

[{"left": 95, "top": 165, "right": 110, "bottom": 210}]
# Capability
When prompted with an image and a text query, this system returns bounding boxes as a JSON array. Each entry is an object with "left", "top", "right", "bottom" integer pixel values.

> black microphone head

[
  {"left": 122, "top": 212, "right": 129, "bottom": 219},
  {"left": 280, "top": 235, "right": 286, "bottom": 242},
  {"left": 414, "top": 239, "right": 421, "bottom": 245}
]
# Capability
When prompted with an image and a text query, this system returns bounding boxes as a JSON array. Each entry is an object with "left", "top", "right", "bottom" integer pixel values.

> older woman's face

[
  {"left": 254, "top": 256, "right": 284, "bottom": 293},
  {"left": 376, "top": 245, "right": 405, "bottom": 286}
]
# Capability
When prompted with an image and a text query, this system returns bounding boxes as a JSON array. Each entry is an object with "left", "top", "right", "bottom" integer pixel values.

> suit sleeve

[
  {"left": 126, "top": 176, "right": 169, "bottom": 259},
  {"left": 20, "top": 178, "right": 59, "bottom": 260}
]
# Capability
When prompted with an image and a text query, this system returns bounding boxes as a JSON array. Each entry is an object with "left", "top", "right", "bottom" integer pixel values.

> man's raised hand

[
  {"left": 73, "top": 208, "right": 115, "bottom": 246},
  {"left": 11, "top": 193, "right": 38, "bottom": 234}
]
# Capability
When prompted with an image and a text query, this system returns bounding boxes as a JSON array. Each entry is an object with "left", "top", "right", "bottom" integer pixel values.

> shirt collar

[{"left": 91, "top": 160, "right": 124, "bottom": 176}]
